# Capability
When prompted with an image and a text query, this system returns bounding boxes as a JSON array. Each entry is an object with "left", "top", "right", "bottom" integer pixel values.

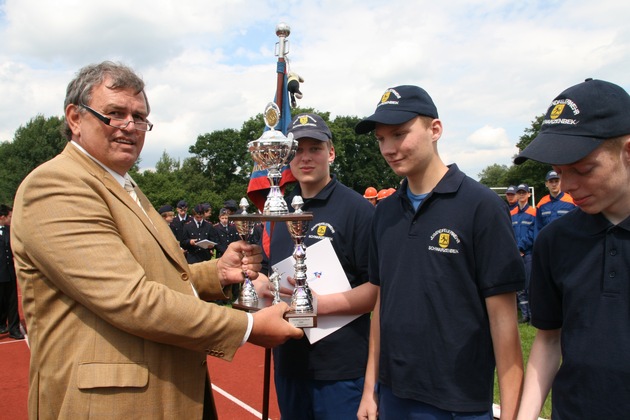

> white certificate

[{"left": 272, "top": 238, "right": 360, "bottom": 344}]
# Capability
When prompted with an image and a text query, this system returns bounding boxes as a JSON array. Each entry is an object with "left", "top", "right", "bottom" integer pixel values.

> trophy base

[{"left": 232, "top": 296, "right": 317, "bottom": 328}]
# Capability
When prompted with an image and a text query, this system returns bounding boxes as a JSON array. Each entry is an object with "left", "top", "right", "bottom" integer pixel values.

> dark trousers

[{"left": 0, "top": 277, "right": 20, "bottom": 332}]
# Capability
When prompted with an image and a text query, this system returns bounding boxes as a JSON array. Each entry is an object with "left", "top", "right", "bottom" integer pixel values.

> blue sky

[{"left": 1, "top": 0, "right": 629, "bottom": 180}]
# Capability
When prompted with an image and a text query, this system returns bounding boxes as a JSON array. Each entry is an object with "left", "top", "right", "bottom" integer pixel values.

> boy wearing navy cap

[
  {"left": 511, "top": 183, "right": 536, "bottom": 324},
  {"left": 516, "top": 79, "right": 630, "bottom": 419},
  {"left": 505, "top": 185, "right": 518, "bottom": 210},
  {"left": 254, "top": 113, "right": 376, "bottom": 419},
  {"left": 534, "top": 170, "right": 576, "bottom": 235},
  {"left": 355, "top": 86, "right": 525, "bottom": 419}
]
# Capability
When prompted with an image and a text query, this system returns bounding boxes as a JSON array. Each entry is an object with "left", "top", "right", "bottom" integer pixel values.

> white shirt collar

[{"left": 71, "top": 140, "right": 127, "bottom": 188}]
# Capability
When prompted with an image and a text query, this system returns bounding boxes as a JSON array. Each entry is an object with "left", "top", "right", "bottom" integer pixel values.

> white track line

[{"left": 212, "top": 383, "right": 270, "bottom": 420}]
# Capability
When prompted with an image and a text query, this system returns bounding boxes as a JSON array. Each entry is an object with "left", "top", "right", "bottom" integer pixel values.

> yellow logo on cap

[
  {"left": 381, "top": 92, "right": 391, "bottom": 103},
  {"left": 439, "top": 233, "right": 450, "bottom": 248},
  {"left": 299, "top": 115, "right": 309, "bottom": 125},
  {"left": 317, "top": 225, "right": 327, "bottom": 236},
  {"left": 550, "top": 104, "right": 565, "bottom": 120}
]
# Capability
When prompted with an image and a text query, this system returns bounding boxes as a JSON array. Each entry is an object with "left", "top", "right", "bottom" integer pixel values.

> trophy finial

[
  {"left": 291, "top": 196, "right": 304, "bottom": 214},
  {"left": 239, "top": 197, "right": 249, "bottom": 214},
  {"left": 276, "top": 22, "right": 291, "bottom": 38}
]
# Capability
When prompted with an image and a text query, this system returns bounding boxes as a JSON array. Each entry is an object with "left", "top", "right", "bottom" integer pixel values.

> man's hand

[
  {"left": 252, "top": 274, "right": 293, "bottom": 299},
  {"left": 248, "top": 302, "right": 304, "bottom": 347},
  {"left": 216, "top": 240, "right": 262, "bottom": 286}
]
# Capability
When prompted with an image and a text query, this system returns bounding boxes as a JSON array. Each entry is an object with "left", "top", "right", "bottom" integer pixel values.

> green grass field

[{"left": 494, "top": 323, "right": 552, "bottom": 419}]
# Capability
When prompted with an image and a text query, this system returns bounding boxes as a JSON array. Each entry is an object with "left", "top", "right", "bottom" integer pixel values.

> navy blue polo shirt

[
  {"left": 269, "top": 175, "right": 374, "bottom": 380},
  {"left": 370, "top": 164, "right": 525, "bottom": 412},
  {"left": 530, "top": 209, "right": 630, "bottom": 418}
]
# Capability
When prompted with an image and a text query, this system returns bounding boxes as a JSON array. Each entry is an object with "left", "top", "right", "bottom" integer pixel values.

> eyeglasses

[{"left": 80, "top": 103, "right": 153, "bottom": 132}]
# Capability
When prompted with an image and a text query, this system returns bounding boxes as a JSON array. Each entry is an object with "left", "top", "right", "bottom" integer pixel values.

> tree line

[{"left": 0, "top": 110, "right": 553, "bottom": 217}]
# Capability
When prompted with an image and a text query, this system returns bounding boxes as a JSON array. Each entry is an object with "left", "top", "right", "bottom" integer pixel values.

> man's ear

[
  {"left": 66, "top": 104, "right": 82, "bottom": 138},
  {"left": 622, "top": 136, "right": 630, "bottom": 163},
  {"left": 431, "top": 118, "right": 443, "bottom": 142}
]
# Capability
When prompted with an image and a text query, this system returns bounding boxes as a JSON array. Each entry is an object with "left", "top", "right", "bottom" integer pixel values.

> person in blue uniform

[
  {"left": 515, "top": 78, "right": 630, "bottom": 419},
  {"left": 505, "top": 185, "right": 518, "bottom": 210},
  {"left": 534, "top": 170, "right": 576, "bottom": 236},
  {"left": 254, "top": 113, "right": 376, "bottom": 420},
  {"left": 354, "top": 85, "right": 525, "bottom": 420},
  {"left": 511, "top": 183, "right": 536, "bottom": 323}
]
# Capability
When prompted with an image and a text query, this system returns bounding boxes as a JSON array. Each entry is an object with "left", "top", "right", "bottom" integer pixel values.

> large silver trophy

[
  {"left": 248, "top": 102, "right": 297, "bottom": 215},
  {"left": 234, "top": 198, "right": 258, "bottom": 305},
  {"left": 230, "top": 21, "right": 315, "bottom": 328},
  {"left": 283, "top": 196, "right": 317, "bottom": 327}
]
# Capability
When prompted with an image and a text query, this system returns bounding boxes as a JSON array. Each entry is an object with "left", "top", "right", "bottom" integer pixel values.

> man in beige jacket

[{"left": 11, "top": 61, "right": 303, "bottom": 419}]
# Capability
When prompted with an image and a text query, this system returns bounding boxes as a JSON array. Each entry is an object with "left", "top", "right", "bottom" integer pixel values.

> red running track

[{"left": 0, "top": 290, "right": 280, "bottom": 419}]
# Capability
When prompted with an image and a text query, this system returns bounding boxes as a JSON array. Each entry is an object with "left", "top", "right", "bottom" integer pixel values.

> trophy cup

[
  {"left": 234, "top": 198, "right": 258, "bottom": 305},
  {"left": 248, "top": 102, "right": 298, "bottom": 215},
  {"left": 284, "top": 196, "right": 317, "bottom": 327}
]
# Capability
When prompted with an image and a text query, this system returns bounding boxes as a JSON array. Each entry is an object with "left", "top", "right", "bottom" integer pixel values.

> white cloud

[{"left": 1, "top": 0, "right": 630, "bottom": 182}]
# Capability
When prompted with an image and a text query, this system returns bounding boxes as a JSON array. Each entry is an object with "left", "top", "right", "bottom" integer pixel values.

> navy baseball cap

[
  {"left": 545, "top": 170, "right": 560, "bottom": 181},
  {"left": 158, "top": 204, "right": 173, "bottom": 214},
  {"left": 515, "top": 79, "right": 630, "bottom": 165},
  {"left": 355, "top": 85, "right": 439, "bottom": 134},
  {"left": 288, "top": 113, "right": 332, "bottom": 142},
  {"left": 516, "top": 184, "right": 529, "bottom": 193},
  {"left": 505, "top": 185, "right": 517, "bottom": 194}
]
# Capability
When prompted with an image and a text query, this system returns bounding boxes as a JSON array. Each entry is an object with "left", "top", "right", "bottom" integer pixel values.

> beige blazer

[{"left": 11, "top": 143, "right": 248, "bottom": 419}]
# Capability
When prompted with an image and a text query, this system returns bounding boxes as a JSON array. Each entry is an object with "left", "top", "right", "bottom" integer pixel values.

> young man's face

[
  {"left": 163, "top": 213, "right": 174, "bottom": 223},
  {"left": 545, "top": 178, "right": 561, "bottom": 196},
  {"left": 505, "top": 193, "right": 517, "bottom": 205},
  {"left": 290, "top": 138, "right": 334, "bottom": 190},
  {"left": 517, "top": 190, "right": 530, "bottom": 206},
  {"left": 219, "top": 214, "right": 229, "bottom": 225},
  {"left": 177, "top": 207, "right": 187, "bottom": 217},
  {"left": 0, "top": 211, "right": 12, "bottom": 226},
  {"left": 553, "top": 136, "right": 630, "bottom": 222},
  {"left": 374, "top": 116, "right": 441, "bottom": 179}
]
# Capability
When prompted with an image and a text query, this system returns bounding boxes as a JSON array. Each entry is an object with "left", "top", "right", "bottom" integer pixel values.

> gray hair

[{"left": 62, "top": 61, "right": 149, "bottom": 140}]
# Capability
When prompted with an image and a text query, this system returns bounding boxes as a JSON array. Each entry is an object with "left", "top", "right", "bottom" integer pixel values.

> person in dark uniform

[
  {"left": 0, "top": 204, "right": 23, "bottom": 339},
  {"left": 170, "top": 200, "right": 191, "bottom": 241},
  {"left": 515, "top": 79, "right": 630, "bottom": 419},
  {"left": 214, "top": 208, "right": 239, "bottom": 258},
  {"left": 355, "top": 85, "right": 525, "bottom": 420},
  {"left": 180, "top": 204, "right": 219, "bottom": 264},
  {"left": 254, "top": 113, "right": 376, "bottom": 419}
]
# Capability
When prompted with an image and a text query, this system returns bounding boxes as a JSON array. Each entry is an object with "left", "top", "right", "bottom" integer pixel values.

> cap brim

[
  {"left": 290, "top": 129, "right": 330, "bottom": 142},
  {"left": 514, "top": 133, "right": 604, "bottom": 165},
  {"left": 355, "top": 110, "right": 419, "bottom": 134}
]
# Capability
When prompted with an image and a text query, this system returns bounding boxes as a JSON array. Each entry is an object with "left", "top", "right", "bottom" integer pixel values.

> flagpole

[
  {"left": 274, "top": 23, "right": 290, "bottom": 118},
  {"left": 261, "top": 24, "right": 291, "bottom": 420}
]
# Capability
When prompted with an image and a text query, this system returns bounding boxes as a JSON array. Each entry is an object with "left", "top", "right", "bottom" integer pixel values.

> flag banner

[{"left": 246, "top": 60, "right": 297, "bottom": 211}]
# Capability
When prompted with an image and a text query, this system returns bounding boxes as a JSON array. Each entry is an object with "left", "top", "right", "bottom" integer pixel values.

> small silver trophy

[
  {"left": 234, "top": 197, "right": 258, "bottom": 305},
  {"left": 284, "top": 195, "right": 316, "bottom": 327},
  {"left": 248, "top": 102, "right": 298, "bottom": 215},
  {"left": 268, "top": 267, "right": 283, "bottom": 305}
]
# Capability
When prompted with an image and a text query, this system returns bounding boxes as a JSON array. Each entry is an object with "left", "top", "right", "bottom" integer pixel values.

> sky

[{"left": 1, "top": 0, "right": 629, "bottom": 180}]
